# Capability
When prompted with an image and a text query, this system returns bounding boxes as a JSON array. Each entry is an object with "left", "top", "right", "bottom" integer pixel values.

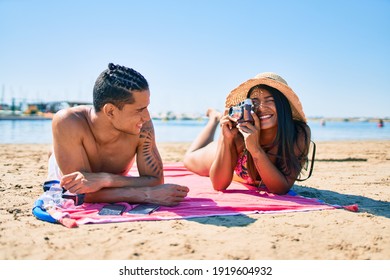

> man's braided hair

[{"left": 93, "top": 63, "right": 149, "bottom": 112}]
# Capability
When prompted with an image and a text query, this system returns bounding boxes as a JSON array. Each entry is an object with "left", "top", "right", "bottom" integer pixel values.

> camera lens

[{"left": 229, "top": 106, "right": 242, "bottom": 120}]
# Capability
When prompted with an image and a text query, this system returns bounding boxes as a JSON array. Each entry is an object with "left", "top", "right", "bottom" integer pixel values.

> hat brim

[{"left": 225, "top": 77, "right": 306, "bottom": 123}]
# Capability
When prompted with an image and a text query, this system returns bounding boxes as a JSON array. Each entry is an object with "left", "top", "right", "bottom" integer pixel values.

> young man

[{"left": 49, "top": 63, "right": 188, "bottom": 206}]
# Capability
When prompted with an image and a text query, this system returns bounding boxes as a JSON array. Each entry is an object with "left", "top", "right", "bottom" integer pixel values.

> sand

[{"left": 0, "top": 141, "right": 389, "bottom": 260}]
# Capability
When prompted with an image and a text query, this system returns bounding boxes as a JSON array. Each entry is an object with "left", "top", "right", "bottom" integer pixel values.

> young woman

[{"left": 183, "top": 72, "right": 311, "bottom": 195}]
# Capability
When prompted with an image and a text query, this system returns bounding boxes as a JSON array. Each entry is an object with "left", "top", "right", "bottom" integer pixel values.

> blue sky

[{"left": 1, "top": 0, "right": 389, "bottom": 118}]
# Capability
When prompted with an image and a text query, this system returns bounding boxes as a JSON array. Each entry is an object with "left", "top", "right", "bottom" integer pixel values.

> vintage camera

[{"left": 228, "top": 98, "right": 254, "bottom": 124}]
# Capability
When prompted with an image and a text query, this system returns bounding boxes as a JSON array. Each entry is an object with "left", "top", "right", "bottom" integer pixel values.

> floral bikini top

[
  {"left": 234, "top": 149, "right": 264, "bottom": 188},
  {"left": 234, "top": 150, "right": 254, "bottom": 184}
]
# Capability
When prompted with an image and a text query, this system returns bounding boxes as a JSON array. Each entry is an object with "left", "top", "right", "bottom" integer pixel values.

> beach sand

[{"left": 0, "top": 141, "right": 389, "bottom": 260}]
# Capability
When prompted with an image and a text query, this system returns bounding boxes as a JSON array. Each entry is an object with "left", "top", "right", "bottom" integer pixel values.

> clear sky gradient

[{"left": 1, "top": 0, "right": 389, "bottom": 118}]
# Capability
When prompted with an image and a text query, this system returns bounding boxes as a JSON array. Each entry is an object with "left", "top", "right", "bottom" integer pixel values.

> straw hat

[{"left": 225, "top": 72, "right": 306, "bottom": 123}]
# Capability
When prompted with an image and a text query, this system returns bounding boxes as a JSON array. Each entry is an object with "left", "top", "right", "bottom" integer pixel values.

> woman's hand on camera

[
  {"left": 220, "top": 110, "right": 238, "bottom": 141},
  {"left": 237, "top": 111, "right": 261, "bottom": 153}
]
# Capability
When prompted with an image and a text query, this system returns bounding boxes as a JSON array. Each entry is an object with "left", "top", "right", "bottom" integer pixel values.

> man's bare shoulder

[{"left": 52, "top": 105, "right": 92, "bottom": 131}]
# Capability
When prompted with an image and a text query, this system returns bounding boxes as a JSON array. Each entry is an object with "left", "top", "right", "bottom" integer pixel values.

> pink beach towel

[{"left": 35, "top": 163, "right": 338, "bottom": 228}]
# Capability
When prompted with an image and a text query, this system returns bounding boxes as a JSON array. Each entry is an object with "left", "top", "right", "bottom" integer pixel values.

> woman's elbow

[
  {"left": 272, "top": 188, "right": 289, "bottom": 195},
  {"left": 211, "top": 177, "right": 230, "bottom": 191},
  {"left": 212, "top": 184, "right": 228, "bottom": 192},
  {"left": 268, "top": 183, "right": 292, "bottom": 195}
]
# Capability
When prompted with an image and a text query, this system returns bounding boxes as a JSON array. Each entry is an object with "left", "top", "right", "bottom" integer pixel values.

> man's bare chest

[{"left": 87, "top": 142, "right": 137, "bottom": 174}]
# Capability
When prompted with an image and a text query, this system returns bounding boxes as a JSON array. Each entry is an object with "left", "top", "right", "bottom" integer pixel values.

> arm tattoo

[{"left": 139, "top": 122, "right": 163, "bottom": 177}]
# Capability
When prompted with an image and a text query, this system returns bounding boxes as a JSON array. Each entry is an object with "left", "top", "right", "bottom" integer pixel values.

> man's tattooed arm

[{"left": 137, "top": 120, "right": 164, "bottom": 179}]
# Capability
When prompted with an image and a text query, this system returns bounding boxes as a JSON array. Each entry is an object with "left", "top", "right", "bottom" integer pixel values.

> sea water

[{"left": 0, "top": 119, "right": 389, "bottom": 144}]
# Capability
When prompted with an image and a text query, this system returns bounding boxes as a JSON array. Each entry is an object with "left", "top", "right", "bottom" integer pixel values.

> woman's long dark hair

[{"left": 245, "top": 85, "right": 310, "bottom": 183}]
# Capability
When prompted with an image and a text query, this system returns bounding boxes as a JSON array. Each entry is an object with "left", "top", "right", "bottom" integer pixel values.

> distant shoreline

[
  {"left": 0, "top": 114, "right": 388, "bottom": 123},
  {"left": 0, "top": 115, "right": 53, "bottom": 120},
  {"left": 307, "top": 117, "right": 389, "bottom": 123}
]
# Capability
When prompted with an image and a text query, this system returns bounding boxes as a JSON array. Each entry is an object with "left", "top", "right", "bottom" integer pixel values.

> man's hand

[
  {"left": 144, "top": 184, "right": 189, "bottom": 206},
  {"left": 61, "top": 171, "right": 108, "bottom": 194}
]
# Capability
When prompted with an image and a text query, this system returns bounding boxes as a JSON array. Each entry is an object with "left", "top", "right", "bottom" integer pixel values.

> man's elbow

[
  {"left": 154, "top": 174, "right": 164, "bottom": 185},
  {"left": 144, "top": 174, "right": 164, "bottom": 186}
]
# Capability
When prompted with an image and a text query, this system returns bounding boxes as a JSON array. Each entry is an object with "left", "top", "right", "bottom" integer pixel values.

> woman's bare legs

[
  {"left": 186, "top": 109, "right": 221, "bottom": 153},
  {"left": 183, "top": 109, "right": 221, "bottom": 176}
]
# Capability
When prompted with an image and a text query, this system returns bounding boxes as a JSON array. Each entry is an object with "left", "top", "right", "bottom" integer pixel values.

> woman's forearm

[
  {"left": 250, "top": 148, "right": 293, "bottom": 194},
  {"left": 209, "top": 138, "right": 236, "bottom": 191}
]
